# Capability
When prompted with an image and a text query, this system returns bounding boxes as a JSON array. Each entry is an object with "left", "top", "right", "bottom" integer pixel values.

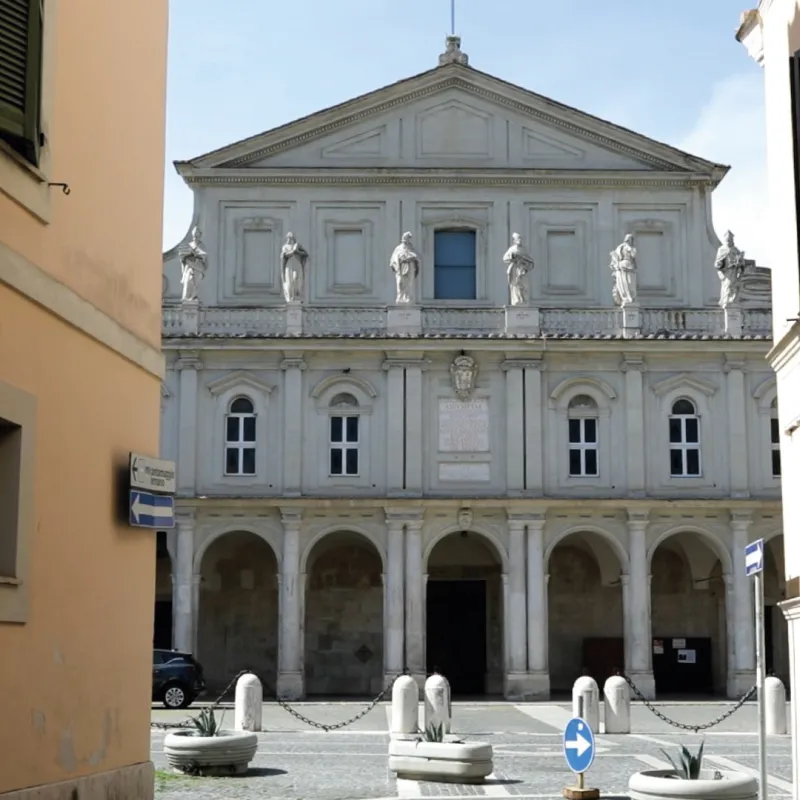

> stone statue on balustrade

[
  {"left": 715, "top": 230, "right": 746, "bottom": 309},
  {"left": 503, "top": 233, "right": 535, "bottom": 306},
  {"left": 280, "top": 232, "right": 309, "bottom": 303},
  {"left": 390, "top": 232, "right": 420, "bottom": 304},
  {"left": 179, "top": 226, "right": 207, "bottom": 303},
  {"left": 609, "top": 234, "right": 638, "bottom": 307}
]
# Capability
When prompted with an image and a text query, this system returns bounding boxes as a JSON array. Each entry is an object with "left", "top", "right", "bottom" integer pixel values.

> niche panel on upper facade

[
  {"left": 218, "top": 202, "right": 297, "bottom": 303},
  {"left": 525, "top": 203, "right": 599, "bottom": 304},
  {"left": 613, "top": 205, "right": 687, "bottom": 302},
  {"left": 310, "top": 201, "right": 388, "bottom": 302}
]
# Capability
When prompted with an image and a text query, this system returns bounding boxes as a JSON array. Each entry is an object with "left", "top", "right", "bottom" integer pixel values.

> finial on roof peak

[{"left": 438, "top": 34, "right": 468, "bottom": 66}]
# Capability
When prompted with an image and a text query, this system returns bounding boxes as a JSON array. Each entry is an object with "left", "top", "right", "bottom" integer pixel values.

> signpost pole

[{"left": 754, "top": 569, "right": 767, "bottom": 800}]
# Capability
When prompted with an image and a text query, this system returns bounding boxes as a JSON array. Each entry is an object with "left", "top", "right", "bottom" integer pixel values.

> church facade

[{"left": 158, "top": 38, "right": 782, "bottom": 700}]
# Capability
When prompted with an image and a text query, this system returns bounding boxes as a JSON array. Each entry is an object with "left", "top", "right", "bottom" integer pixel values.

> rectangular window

[
  {"left": 330, "top": 415, "right": 359, "bottom": 476},
  {"left": 568, "top": 417, "right": 598, "bottom": 477},
  {"left": 669, "top": 417, "right": 701, "bottom": 477},
  {"left": 224, "top": 415, "right": 256, "bottom": 476},
  {"left": 434, "top": 230, "right": 477, "bottom": 300},
  {"left": 0, "top": 0, "right": 44, "bottom": 165},
  {"left": 771, "top": 417, "right": 782, "bottom": 478}
]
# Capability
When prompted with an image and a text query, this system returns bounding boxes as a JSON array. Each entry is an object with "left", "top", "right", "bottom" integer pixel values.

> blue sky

[{"left": 163, "top": 0, "right": 767, "bottom": 262}]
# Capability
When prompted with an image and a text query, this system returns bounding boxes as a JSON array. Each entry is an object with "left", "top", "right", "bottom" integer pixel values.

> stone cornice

[{"left": 179, "top": 168, "right": 714, "bottom": 191}]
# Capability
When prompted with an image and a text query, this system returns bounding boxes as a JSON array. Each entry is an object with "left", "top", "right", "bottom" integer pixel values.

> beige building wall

[
  {"left": 0, "top": 0, "right": 167, "bottom": 797},
  {"left": 738, "top": 3, "right": 800, "bottom": 798}
]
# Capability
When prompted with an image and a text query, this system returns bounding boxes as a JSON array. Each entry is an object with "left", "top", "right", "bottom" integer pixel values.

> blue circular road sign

[{"left": 563, "top": 716, "right": 595, "bottom": 774}]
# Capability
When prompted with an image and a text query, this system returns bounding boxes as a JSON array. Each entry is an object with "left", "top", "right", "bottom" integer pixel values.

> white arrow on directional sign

[
  {"left": 565, "top": 731, "right": 591, "bottom": 758},
  {"left": 745, "top": 538, "right": 765, "bottom": 577}
]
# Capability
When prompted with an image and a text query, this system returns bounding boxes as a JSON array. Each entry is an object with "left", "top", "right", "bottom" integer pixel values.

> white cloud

[{"left": 678, "top": 72, "right": 769, "bottom": 265}]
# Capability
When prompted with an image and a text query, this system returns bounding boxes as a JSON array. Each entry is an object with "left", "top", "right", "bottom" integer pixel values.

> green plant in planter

[
  {"left": 423, "top": 722, "right": 444, "bottom": 742},
  {"left": 659, "top": 740, "right": 706, "bottom": 779},
  {"left": 190, "top": 707, "right": 220, "bottom": 737}
]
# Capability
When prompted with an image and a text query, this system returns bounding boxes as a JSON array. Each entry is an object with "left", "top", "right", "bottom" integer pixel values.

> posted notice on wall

[{"left": 677, "top": 649, "right": 696, "bottom": 664}]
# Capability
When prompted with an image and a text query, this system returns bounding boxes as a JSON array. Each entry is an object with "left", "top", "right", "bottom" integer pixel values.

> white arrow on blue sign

[
  {"left": 129, "top": 490, "right": 175, "bottom": 529},
  {"left": 563, "top": 717, "right": 595, "bottom": 774},
  {"left": 745, "top": 538, "right": 765, "bottom": 577}
]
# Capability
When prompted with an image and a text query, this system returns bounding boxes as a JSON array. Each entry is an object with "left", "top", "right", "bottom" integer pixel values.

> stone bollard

[
  {"left": 441, "top": 674, "right": 452, "bottom": 734},
  {"left": 603, "top": 675, "right": 630, "bottom": 734},
  {"left": 765, "top": 676, "right": 787, "bottom": 735},
  {"left": 391, "top": 674, "right": 419, "bottom": 740},
  {"left": 572, "top": 675, "right": 600, "bottom": 734},
  {"left": 234, "top": 672, "right": 262, "bottom": 732},
  {"left": 424, "top": 673, "right": 452, "bottom": 735}
]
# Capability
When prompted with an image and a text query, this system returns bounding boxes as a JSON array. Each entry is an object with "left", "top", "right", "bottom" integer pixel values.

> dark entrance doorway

[
  {"left": 426, "top": 580, "right": 487, "bottom": 695},
  {"left": 153, "top": 601, "right": 173, "bottom": 650}
]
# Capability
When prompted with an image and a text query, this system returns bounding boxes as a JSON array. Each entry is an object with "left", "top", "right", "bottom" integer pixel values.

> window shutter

[{"left": 0, "top": 0, "right": 43, "bottom": 163}]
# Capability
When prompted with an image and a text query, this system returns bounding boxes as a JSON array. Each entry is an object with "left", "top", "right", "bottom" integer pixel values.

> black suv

[{"left": 152, "top": 649, "right": 206, "bottom": 709}]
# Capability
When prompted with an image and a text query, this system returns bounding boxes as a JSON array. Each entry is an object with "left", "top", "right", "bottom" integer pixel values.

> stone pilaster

[
  {"left": 176, "top": 353, "right": 202, "bottom": 495},
  {"left": 384, "top": 510, "right": 406, "bottom": 683},
  {"left": 502, "top": 360, "right": 525, "bottom": 494},
  {"left": 525, "top": 514, "right": 550, "bottom": 698},
  {"left": 277, "top": 509, "right": 304, "bottom": 700},
  {"left": 622, "top": 355, "right": 646, "bottom": 497},
  {"left": 173, "top": 511, "right": 195, "bottom": 654},
  {"left": 280, "top": 356, "right": 306, "bottom": 496},
  {"left": 725, "top": 358, "right": 750, "bottom": 497},
  {"left": 404, "top": 515, "right": 425, "bottom": 690},
  {"left": 625, "top": 510, "right": 655, "bottom": 698},
  {"left": 731, "top": 511, "right": 756, "bottom": 694}
]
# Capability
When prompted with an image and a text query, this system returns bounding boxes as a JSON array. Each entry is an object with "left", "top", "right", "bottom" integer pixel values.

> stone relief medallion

[
  {"left": 457, "top": 508, "right": 473, "bottom": 530},
  {"left": 450, "top": 354, "right": 478, "bottom": 399}
]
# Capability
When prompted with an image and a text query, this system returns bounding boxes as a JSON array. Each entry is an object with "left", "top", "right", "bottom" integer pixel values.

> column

[
  {"left": 405, "top": 362, "right": 424, "bottom": 494},
  {"left": 731, "top": 511, "right": 756, "bottom": 694},
  {"left": 523, "top": 361, "right": 544, "bottom": 492},
  {"left": 281, "top": 357, "right": 306, "bottom": 496},
  {"left": 404, "top": 516, "right": 425, "bottom": 688},
  {"left": 383, "top": 360, "right": 405, "bottom": 494},
  {"left": 625, "top": 511, "right": 655, "bottom": 697},
  {"left": 503, "top": 361, "right": 525, "bottom": 492},
  {"left": 277, "top": 509, "right": 304, "bottom": 700},
  {"left": 724, "top": 574, "right": 737, "bottom": 698},
  {"left": 726, "top": 359, "right": 749, "bottom": 497},
  {"left": 622, "top": 356, "right": 646, "bottom": 496},
  {"left": 526, "top": 514, "right": 550, "bottom": 697},
  {"left": 384, "top": 513, "right": 406, "bottom": 682},
  {"left": 173, "top": 512, "right": 195, "bottom": 653},
  {"left": 505, "top": 518, "right": 528, "bottom": 696},
  {"left": 176, "top": 353, "right": 202, "bottom": 494}
]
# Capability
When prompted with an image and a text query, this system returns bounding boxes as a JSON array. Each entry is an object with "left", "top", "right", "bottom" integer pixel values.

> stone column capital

[
  {"left": 626, "top": 509, "right": 650, "bottom": 526},
  {"left": 280, "top": 509, "right": 303, "bottom": 531},
  {"left": 176, "top": 352, "right": 203, "bottom": 371},
  {"left": 176, "top": 509, "right": 196, "bottom": 528},
  {"left": 501, "top": 358, "right": 544, "bottom": 372},
  {"left": 621, "top": 354, "right": 647, "bottom": 373},
  {"left": 730, "top": 510, "right": 754, "bottom": 528},
  {"left": 280, "top": 357, "right": 307, "bottom": 371}
]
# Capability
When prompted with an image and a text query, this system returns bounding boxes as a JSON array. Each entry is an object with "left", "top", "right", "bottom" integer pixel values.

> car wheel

[{"left": 162, "top": 683, "right": 190, "bottom": 709}]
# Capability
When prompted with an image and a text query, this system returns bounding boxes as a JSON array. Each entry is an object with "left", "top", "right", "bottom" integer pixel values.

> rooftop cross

[{"left": 438, "top": 1, "right": 468, "bottom": 67}]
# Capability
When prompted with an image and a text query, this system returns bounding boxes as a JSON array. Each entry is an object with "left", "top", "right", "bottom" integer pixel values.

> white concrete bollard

[
  {"left": 441, "top": 674, "right": 452, "bottom": 734},
  {"left": 572, "top": 675, "right": 600, "bottom": 734},
  {"left": 234, "top": 672, "right": 263, "bottom": 732},
  {"left": 391, "top": 674, "right": 419, "bottom": 739},
  {"left": 603, "top": 675, "right": 630, "bottom": 734},
  {"left": 765, "top": 676, "right": 787, "bottom": 735},
  {"left": 424, "top": 673, "right": 452, "bottom": 735}
]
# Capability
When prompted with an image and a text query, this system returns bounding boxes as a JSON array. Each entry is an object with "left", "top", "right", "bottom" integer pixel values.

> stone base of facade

[
  {"left": 728, "top": 670, "right": 757, "bottom": 699},
  {"left": 504, "top": 306, "right": 540, "bottom": 334},
  {"left": 387, "top": 305, "right": 422, "bottom": 334},
  {"left": 505, "top": 670, "right": 550, "bottom": 700},
  {"left": 1, "top": 761, "right": 154, "bottom": 800},
  {"left": 626, "top": 670, "right": 655, "bottom": 700},
  {"left": 277, "top": 670, "right": 304, "bottom": 700}
]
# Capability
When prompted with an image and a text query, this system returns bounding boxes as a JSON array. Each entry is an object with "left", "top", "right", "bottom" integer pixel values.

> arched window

[
  {"left": 225, "top": 396, "right": 256, "bottom": 476},
  {"left": 567, "top": 394, "right": 599, "bottom": 476},
  {"left": 329, "top": 393, "right": 359, "bottom": 476},
  {"left": 771, "top": 398, "right": 781, "bottom": 478},
  {"left": 669, "top": 398, "right": 701, "bottom": 477}
]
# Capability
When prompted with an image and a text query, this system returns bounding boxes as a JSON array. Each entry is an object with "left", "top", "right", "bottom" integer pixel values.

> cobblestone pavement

[{"left": 151, "top": 701, "right": 794, "bottom": 800}]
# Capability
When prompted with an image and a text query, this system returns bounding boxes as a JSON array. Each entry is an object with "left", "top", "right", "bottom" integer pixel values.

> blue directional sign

[
  {"left": 563, "top": 717, "right": 595, "bottom": 774},
  {"left": 745, "top": 538, "right": 765, "bottom": 577},
  {"left": 129, "top": 490, "right": 175, "bottom": 529}
]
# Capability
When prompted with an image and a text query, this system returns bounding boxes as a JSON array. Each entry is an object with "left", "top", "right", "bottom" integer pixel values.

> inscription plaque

[
  {"left": 439, "top": 463, "right": 491, "bottom": 482},
  {"left": 438, "top": 398, "right": 490, "bottom": 452}
]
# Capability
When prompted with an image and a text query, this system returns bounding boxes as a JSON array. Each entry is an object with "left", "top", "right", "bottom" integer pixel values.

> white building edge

[{"left": 157, "top": 36, "right": 784, "bottom": 702}]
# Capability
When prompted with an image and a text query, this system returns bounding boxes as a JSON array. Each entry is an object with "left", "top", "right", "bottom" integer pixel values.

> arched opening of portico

[
  {"left": 304, "top": 531, "right": 383, "bottom": 697},
  {"left": 650, "top": 532, "right": 727, "bottom": 696},
  {"left": 547, "top": 531, "right": 624, "bottom": 693},
  {"left": 197, "top": 531, "right": 279, "bottom": 690},
  {"left": 765, "top": 535, "right": 789, "bottom": 685},
  {"left": 426, "top": 531, "right": 504, "bottom": 697},
  {"left": 153, "top": 531, "right": 173, "bottom": 650}
]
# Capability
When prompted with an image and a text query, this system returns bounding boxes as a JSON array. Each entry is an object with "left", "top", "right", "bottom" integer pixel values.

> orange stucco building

[{"left": 0, "top": 1, "right": 168, "bottom": 798}]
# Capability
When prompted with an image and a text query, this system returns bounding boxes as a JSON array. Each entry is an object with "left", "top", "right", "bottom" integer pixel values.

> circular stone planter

[
  {"left": 389, "top": 739, "right": 493, "bottom": 784},
  {"left": 164, "top": 729, "right": 258, "bottom": 776},
  {"left": 628, "top": 769, "right": 758, "bottom": 800}
]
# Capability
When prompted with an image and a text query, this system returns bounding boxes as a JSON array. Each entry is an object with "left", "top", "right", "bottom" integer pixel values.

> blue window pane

[
  {"left": 435, "top": 266, "right": 476, "bottom": 299},
  {"left": 434, "top": 231, "right": 476, "bottom": 267}
]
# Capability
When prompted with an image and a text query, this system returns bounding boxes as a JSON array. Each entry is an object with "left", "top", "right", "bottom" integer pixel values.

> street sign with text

[
  {"left": 129, "top": 453, "right": 176, "bottom": 494},
  {"left": 129, "top": 490, "right": 175, "bottom": 529}
]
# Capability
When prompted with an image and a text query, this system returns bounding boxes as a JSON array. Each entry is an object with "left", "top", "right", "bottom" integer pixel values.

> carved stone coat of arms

[{"left": 450, "top": 354, "right": 478, "bottom": 399}]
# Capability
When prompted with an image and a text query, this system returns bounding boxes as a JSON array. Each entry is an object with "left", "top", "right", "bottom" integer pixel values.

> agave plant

[
  {"left": 190, "top": 707, "right": 220, "bottom": 737},
  {"left": 660, "top": 740, "right": 705, "bottom": 779},
  {"left": 423, "top": 722, "right": 445, "bottom": 742}
]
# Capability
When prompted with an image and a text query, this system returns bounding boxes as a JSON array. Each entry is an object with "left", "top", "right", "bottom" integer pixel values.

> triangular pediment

[{"left": 177, "top": 65, "right": 727, "bottom": 180}]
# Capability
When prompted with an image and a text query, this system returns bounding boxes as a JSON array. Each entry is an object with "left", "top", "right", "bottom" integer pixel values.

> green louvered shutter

[{"left": 0, "top": 0, "right": 43, "bottom": 164}]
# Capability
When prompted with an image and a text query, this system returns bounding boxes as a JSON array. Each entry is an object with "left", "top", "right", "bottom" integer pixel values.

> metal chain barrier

[
  {"left": 623, "top": 674, "right": 757, "bottom": 733},
  {"left": 151, "top": 670, "right": 400, "bottom": 733}
]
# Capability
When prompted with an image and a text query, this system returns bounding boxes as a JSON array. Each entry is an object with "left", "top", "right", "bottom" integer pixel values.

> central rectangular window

[
  {"left": 434, "top": 229, "right": 477, "bottom": 300},
  {"left": 568, "top": 418, "right": 598, "bottom": 477},
  {"left": 669, "top": 400, "right": 701, "bottom": 477},
  {"left": 330, "top": 415, "right": 359, "bottom": 476}
]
